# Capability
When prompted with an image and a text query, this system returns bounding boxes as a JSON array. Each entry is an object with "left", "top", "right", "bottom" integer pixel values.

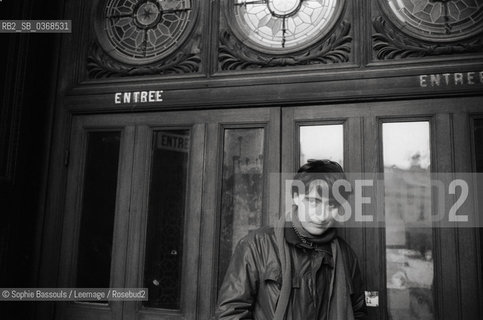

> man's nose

[{"left": 311, "top": 204, "right": 329, "bottom": 220}]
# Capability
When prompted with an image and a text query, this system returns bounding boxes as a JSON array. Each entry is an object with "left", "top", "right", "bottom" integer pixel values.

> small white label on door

[{"left": 365, "top": 291, "right": 379, "bottom": 307}]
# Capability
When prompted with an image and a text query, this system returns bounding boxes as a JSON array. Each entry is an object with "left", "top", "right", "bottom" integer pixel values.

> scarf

[
  {"left": 274, "top": 213, "right": 355, "bottom": 320},
  {"left": 290, "top": 210, "right": 337, "bottom": 245}
]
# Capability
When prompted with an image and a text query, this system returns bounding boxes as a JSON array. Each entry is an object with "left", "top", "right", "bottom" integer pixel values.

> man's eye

[{"left": 307, "top": 198, "right": 319, "bottom": 205}]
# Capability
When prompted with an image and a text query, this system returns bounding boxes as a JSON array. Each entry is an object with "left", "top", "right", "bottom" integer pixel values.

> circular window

[
  {"left": 228, "top": 0, "right": 344, "bottom": 54},
  {"left": 382, "top": 0, "right": 483, "bottom": 42},
  {"left": 94, "top": 0, "right": 195, "bottom": 65}
]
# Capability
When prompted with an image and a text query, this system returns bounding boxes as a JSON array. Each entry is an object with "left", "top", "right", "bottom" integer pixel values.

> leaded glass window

[
  {"left": 95, "top": 0, "right": 194, "bottom": 65},
  {"left": 382, "top": 0, "right": 483, "bottom": 41},
  {"left": 230, "top": 0, "right": 343, "bottom": 53}
]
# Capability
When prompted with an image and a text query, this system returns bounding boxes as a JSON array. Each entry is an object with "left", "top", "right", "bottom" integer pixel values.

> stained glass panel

[
  {"left": 99, "top": 0, "right": 193, "bottom": 63},
  {"left": 385, "top": 0, "right": 483, "bottom": 40},
  {"left": 233, "top": 0, "right": 341, "bottom": 51}
]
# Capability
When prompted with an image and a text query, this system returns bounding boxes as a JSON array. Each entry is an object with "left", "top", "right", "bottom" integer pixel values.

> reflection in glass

[
  {"left": 143, "top": 130, "right": 190, "bottom": 309},
  {"left": 218, "top": 128, "right": 264, "bottom": 286},
  {"left": 77, "top": 132, "right": 121, "bottom": 290},
  {"left": 383, "top": 122, "right": 434, "bottom": 320},
  {"left": 300, "top": 124, "right": 343, "bottom": 167}
]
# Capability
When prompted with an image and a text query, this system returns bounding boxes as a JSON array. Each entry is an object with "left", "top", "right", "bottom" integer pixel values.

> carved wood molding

[
  {"left": 87, "top": 38, "right": 202, "bottom": 79},
  {"left": 372, "top": 16, "right": 483, "bottom": 60},
  {"left": 219, "top": 21, "right": 352, "bottom": 71}
]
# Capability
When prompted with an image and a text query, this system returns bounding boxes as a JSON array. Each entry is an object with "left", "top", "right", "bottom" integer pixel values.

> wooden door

[
  {"left": 281, "top": 97, "right": 483, "bottom": 320},
  {"left": 57, "top": 107, "right": 281, "bottom": 320},
  {"left": 55, "top": 99, "right": 483, "bottom": 320}
]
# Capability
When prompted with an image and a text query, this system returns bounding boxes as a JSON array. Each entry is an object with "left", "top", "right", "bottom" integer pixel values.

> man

[{"left": 216, "top": 160, "right": 367, "bottom": 320}]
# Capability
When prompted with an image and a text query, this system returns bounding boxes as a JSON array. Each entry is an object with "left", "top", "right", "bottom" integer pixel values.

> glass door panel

[
  {"left": 77, "top": 131, "right": 121, "bottom": 291},
  {"left": 218, "top": 128, "right": 265, "bottom": 286},
  {"left": 282, "top": 107, "right": 366, "bottom": 307},
  {"left": 382, "top": 121, "right": 434, "bottom": 320},
  {"left": 195, "top": 108, "right": 279, "bottom": 320},
  {"left": 125, "top": 119, "right": 205, "bottom": 320},
  {"left": 299, "top": 124, "right": 344, "bottom": 167},
  {"left": 143, "top": 129, "right": 191, "bottom": 310}
]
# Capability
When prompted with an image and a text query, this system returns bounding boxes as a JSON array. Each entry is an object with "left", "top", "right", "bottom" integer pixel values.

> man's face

[{"left": 294, "top": 184, "right": 337, "bottom": 236}]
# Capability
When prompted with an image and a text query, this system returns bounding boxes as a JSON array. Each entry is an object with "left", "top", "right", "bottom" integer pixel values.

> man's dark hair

[{"left": 292, "top": 159, "right": 351, "bottom": 202}]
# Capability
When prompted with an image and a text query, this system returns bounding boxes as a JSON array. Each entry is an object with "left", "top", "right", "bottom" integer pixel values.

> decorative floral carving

[
  {"left": 87, "top": 38, "right": 201, "bottom": 79},
  {"left": 219, "top": 21, "right": 352, "bottom": 70},
  {"left": 372, "top": 16, "right": 483, "bottom": 60}
]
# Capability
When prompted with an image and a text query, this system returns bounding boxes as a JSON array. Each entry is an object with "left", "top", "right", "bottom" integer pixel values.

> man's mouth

[{"left": 311, "top": 220, "right": 330, "bottom": 227}]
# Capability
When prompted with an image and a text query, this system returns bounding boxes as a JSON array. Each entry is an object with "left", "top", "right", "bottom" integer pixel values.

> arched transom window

[
  {"left": 231, "top": 0, "right": 343, "bottom": 53},
  {"left": 383, "top": 0, "right": 483, "bottom": 41},
  {"left": 95, "top": 0, "right": 195, "bottom": 65}
]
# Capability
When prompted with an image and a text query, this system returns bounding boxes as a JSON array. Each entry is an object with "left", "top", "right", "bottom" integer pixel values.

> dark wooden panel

[
  {"left": 198, "top": 122, "right": 220, "bottom": 320},
  {"left": 344, "top": 117, "right": 365, "bottom": 283},
  {"left": 453, "top": 113, "right": 481, "bottom": 320},
  {"left": 363, "top": 115, "right": 383, "bottom": 320},
  {"left": 433, "top": 113, "right": 460, "bottom": 320},
  {"left": 267, "top": 108, "right": 282, "bottom": 226}
]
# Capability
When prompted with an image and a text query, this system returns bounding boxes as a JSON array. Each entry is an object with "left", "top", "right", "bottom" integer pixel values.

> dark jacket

[{"left": 216, "top": 226, "right": 367, "bottom": 320}]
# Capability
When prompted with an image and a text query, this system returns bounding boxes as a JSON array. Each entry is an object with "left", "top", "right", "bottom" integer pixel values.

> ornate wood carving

[
  {"left": 372, "top": 16, "right": 483, "bottom": 60},
  {"left": 87, "top": 37, "right": 202, "bottom": 79},
  {"left": 219, "top": 21, "right": 352, "bottom": 71}
]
